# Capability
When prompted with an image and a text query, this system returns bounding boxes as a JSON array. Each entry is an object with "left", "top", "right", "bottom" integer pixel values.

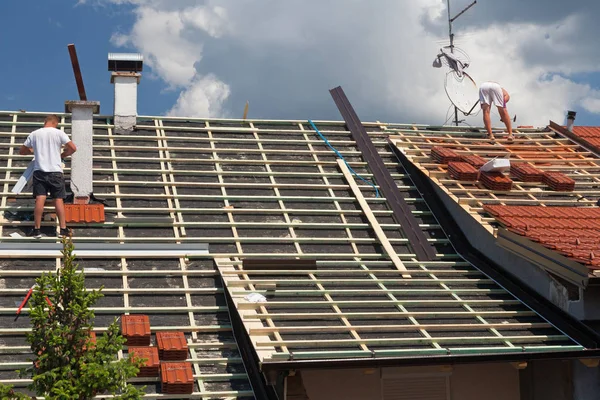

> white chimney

[
  {"left": 108, "top": 53, "right": 143, "bottom": 134},
  {"left": 65, "top": 100, "right": 100, "bottom": 203},
  {"left": 567, "top": 110, "right": 577, "bottom": 132}
]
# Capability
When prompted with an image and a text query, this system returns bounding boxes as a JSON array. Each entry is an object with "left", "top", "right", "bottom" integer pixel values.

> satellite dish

[{"left": 444, "top": 70, "right": 478, "bottom": 115}]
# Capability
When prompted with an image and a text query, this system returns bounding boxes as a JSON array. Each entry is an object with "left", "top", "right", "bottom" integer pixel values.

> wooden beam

[{"left": 337, "top": 159, "right": 411, "bottom": 278}]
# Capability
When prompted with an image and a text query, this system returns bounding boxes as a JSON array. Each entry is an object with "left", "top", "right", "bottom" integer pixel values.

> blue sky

[
  {"left": 0, "top": 1, "right": 175, "bottom": 117},
  {"left": 1, "top": 1, "right": 600, "bottom": 127}
]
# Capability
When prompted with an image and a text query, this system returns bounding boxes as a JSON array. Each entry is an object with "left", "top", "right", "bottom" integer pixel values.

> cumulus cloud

[
  {"left": 168, "top": 74, "right": 230, "bottom": 117},
  {"left": 92, "top": 0, "right": 600, "bottom": 125}
]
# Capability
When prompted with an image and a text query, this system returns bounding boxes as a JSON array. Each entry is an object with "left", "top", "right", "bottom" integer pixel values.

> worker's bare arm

[
  {"left": 61, "top": 141, "right": 77, "bottom": 159},
  {"left": 19, "top": 145, "right": 32, "bottom": 156}
]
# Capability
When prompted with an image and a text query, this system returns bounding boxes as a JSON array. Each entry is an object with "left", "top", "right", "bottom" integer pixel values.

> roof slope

[
  {"left": 389, "top": 125, "right": 600, "bottom": 277},
  {"left": 0, "top": 112, "right": 596, "bottom": 395}
]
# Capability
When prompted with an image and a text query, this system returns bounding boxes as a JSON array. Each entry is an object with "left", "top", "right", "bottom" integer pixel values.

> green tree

[{"left": 0, "top": 239, "right": 145, "bottom": 399}]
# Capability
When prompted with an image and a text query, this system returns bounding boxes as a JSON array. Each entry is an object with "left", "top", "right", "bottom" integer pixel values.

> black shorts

[{"left": 32, "top": 171, "right": 66, "bottom": 199}]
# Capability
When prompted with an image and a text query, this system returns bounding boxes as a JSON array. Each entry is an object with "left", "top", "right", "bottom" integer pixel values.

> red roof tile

[
  {"left": 129, "top": 346, "right": 160, "bottom": 377},
  {"left": 483, "top": 205, "right": 600, "bottom": 270},
  {"left": 431, "top": 147, "right": 460, "bottom": 164},
  {"left": 480, "top": 172, "right": 513, "bottom": 191},
  {"left": 573, "top": 126, "right": 600, "bottom": 138},
  {"left": 121, "top": 315, "right": 151, "bottom": 346},
  {"left": 161, "top": 362, "right": 194, "bottom": 394},
  {"left": 448, "top": 162, "right": 478, "bottom": 181},
  {"left": 156, "top": 331, "right": 188, "bottom": 361},
  {"left": 510, "top": 164, "right": 544, "bottom": 183}
]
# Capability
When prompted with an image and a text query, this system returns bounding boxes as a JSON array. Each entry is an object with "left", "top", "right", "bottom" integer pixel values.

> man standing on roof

[
  {"left": 479, "top": 81, "right": 513, "bottom": 141},
  {"left": 19, "top": 114, "right": 77, "bottom": 239}
]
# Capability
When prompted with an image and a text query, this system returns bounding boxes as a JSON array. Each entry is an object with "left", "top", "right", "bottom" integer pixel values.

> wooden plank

[
  {"left": 337, "top": 159, "right": 411, "bottom": 278},
  {"left": 242, "top": 258, "right": 317, "bottom": 270}
]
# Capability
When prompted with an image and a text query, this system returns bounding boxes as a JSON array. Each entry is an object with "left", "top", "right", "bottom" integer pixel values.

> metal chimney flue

[
  {"left": 108, "top": 53, "right": 143, "bottom": 134},
  {"left": 566, "top": 110, "right": 577, "bottom": 132}
]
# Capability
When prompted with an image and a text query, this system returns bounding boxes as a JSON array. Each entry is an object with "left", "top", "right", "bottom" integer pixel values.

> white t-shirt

[{"left": 23, "top": 127, "right": 71, "bottom": 172}]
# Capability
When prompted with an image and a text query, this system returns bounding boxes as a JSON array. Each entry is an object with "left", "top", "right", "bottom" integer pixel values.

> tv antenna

[{"left": 440, "top": 0, "right": 477, "bottom": 126}]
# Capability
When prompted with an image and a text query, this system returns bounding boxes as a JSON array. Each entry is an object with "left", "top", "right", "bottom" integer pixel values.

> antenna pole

[{"left": 446, "top": 0, "right": 477, "bottom": 126}]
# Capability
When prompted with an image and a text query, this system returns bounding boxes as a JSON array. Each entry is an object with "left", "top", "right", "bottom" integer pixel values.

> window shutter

[{"left": 382, "top": 376, "right": 449, "bottom": 400}]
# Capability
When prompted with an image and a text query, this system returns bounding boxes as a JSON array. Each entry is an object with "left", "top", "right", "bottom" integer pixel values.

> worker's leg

[
  {"left": 48, "top": 173, "right": 67, "bottom": 230},
  {"left": 55, "top": 198, "right": 66, "bottom": 229},
  {"left": 481, "top": 104, "right": 493, "bottom": 139},
  {"left": 34, "top": 195, "right": 46, "bottom": 229},
  {"left": 497, "top": 106, "right": 513, "bottom": 139}
]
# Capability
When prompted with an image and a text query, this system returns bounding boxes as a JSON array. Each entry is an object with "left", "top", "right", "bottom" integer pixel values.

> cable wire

[{"left": 308, "top": 120, "right": 380, "bottom": 198}]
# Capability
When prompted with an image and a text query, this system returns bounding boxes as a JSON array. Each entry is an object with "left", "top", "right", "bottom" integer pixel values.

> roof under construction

[{"left": 1, "top": 108, "right": 600, "bottom": 398}]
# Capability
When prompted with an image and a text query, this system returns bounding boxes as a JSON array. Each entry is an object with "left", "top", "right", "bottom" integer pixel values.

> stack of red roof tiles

[
  {"left": 121, "top": 315, "right": 194, "bottom": 394},
  {"left": 460, "top": 154, "right": 487, "bottom": 168},
  {"left": 448, "top": 162, "right": 479, "bottom": 181},
  {"left": 480, "top": 172, "right": 513, "bottom": 191},
  {"left": 161, "top": 362, "right": 195, "bottom": 395},
  {"left": 431, "top": 146, "right": 460, "bottom": 164},
  {"left": 484, "top": 205, "right": 600, "bottom": 269},
  {"left": 129, "top": 346, "right": 160, "bottom": 377},
  {"left": 121, "top": 315, "right": 151, "bottom": 346},
  {"left": 156, "top": 331, "right": 188, "bottom": 361},
  {"left": 510, "top": 164, "right": 544, "bottom": 183},
  {"left": 543, "top": 171, "right": 576, "bottom": 191}
]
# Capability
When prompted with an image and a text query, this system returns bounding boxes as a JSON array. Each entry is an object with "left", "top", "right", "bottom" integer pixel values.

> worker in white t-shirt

[
  {"left": 479, "top": 82, "right": 513, "bottom": 141},
  {"left": 19, "top": 114, "right": 77, "bottom": 239}
]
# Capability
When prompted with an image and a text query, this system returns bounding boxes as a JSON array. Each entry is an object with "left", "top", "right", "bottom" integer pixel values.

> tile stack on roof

[
  {"left": 480, "top": 172, "right": 513, "bottom": 191},
  {"left": 460, "top": 154, "right": 487, "bottom": 168},
  {"left": 431, "top": 146, "right": 460, "bottom": 164},
  {"left": 511, "top": 163, "right": 544, "bottom": 183},
  {"left": 121, "top": 315, "right": 151, "bottom": 346},
  {"left": 156, "top": 331, "right": 188, "bottom": 361},
  {"left": 129, "top": 346, "right": 160, "bottom": 377},
  {"left": 161, "top": 362, "right": 194, "bottom": 395},
  {"left": 484, "top": 205, "right": 600, "bottom": 269},
  {"left": 543, "top": 171, "right": 575, "bottom": 192},
  {"left": 448, "top": 162, "right": 479, "bottom": 181}
]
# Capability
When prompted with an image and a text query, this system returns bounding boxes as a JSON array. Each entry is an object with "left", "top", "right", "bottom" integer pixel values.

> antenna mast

[{"left": 446, "top": 0, "right": 477, "bottom": 126}]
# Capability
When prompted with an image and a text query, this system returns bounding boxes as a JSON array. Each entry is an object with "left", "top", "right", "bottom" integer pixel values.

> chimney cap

[
  {"left": 108, "top": 53, "right": 143, "bottom": 72},
  {"left": 567, "top": 110, "right": 577, "bottom": 119},
  {"left": 64, "top": 100, "right": 100, "bottom": 114}
]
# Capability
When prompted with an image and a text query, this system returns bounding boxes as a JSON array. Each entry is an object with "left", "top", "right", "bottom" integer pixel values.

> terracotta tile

[
  {"left": 543, "top": 172, "right": 575, "bottom": 192},
  {"left": 161, "top": 362, "right": 194, "bottom": 395},
  {"left": 65, "top": 204, "right": 106, "bottom": 223},
  {"left": 121, "top": 314, "right": 151, "bottom": 346},
  {"left": 448, "top": 162, "right": 479, "bottom": 181},
  {"left": 431, "top": 147, "right": 460, "bottom": 164},
  {"left": 480, "top": 172, "right": 513, "bottom": 191},
  {"left": 156, "top": 331, "right": 188, "bottom": 361},
  {"left": 129, "top": 346, "right": 160, "bottom": 377}
]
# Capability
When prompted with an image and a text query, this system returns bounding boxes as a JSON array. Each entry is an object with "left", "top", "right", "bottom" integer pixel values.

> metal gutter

[
  {"left": 329, "top": 86, "right": 437, "bottom": 261},
  {"left": 260, "top": 348, "right": 600, "bottom": 374}
]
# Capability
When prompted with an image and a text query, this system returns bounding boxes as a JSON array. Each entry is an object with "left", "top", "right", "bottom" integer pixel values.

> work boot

[
  {"left": 29, "top": 228, "right": 43, "bottom": 239},
  {"left": 58, "top": 228, "right": 71, "bottom": 238}
]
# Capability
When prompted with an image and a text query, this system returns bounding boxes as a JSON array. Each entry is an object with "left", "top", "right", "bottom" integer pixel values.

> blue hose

[{"left": 308, "top": 120, "right": 380, "bottom": 198}]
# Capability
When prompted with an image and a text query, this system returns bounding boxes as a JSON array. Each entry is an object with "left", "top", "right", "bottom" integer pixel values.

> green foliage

[{"left": 0, "top": 238, "right": 145, "bottom": 400}]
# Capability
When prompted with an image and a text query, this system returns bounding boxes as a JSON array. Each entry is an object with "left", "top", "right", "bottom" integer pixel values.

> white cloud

[
  {"left": 168, "top": 74, "right": 231, "bottom": 117},
  {"left": 95, "top": 0, "right": 600, "bottom": 125}
]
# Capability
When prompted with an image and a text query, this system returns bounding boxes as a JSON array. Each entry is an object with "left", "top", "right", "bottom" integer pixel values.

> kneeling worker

[
  {"left": 479, "top": 81, "right": 513, "bottom": 141},
  {"left": 20, "top": 114, "right": 77, "bottom": 238}
]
